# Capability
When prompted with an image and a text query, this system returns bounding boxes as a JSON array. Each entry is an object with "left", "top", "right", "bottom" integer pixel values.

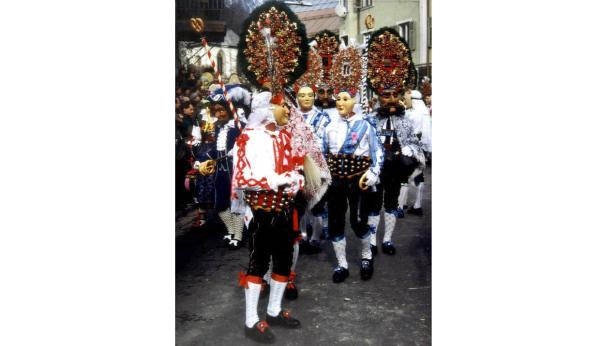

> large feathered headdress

[
  {"left": 367, "top": 27, "right": 417, "bottom": 94},
  {"left": 312, "top": 30, "right": 339, "bottom": 88},
  {"left": 238, "top": 1, "right": 309, "bottom": 100}
]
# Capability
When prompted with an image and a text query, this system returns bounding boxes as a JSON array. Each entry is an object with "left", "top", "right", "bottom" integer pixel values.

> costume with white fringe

[
  {"left": 321, "top": 39, "right": 384, "bottom": 283},
  {"left": 365, "top": 28, "right": 423, "bottom": 256},
  {"left": 233, "top": 2, "right": 308, "bottom": 342},
  {"left": 403, "top": 89, "right": 431, "bottom": 215},
  {"left": 292, "top": 42, "right": 332, "bottom": 252}
]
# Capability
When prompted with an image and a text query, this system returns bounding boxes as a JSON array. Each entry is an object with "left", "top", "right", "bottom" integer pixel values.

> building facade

[{"left": 338, "top": 0, "right": 431, "bottom": 84}]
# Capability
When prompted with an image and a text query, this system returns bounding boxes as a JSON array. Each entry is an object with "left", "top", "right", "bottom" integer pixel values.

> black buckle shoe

[
  {"left": 382, "top": 241, "right": 396, "bottom": 255},
  {"left": 407, "top": 207, "right": 423, "bottom": 216},
  {"left": 371, "top": 244, "right": 378, "bottom": 256},
  {"left": 266, "top": 310, "right": 301, "bottom": 329},
  {"left": 360, "top": 259, "right": 374, "bottom": 280},
  {"left": 332, "top": 267, "right": 349, "bottom": 283},
  {"left": 245, "top": 321, "right": 276, "bottom": 344}
]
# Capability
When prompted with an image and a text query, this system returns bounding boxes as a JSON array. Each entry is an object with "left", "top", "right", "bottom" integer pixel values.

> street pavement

[{"left": 176, "top": 168, "right": 431, "bottom": 346}]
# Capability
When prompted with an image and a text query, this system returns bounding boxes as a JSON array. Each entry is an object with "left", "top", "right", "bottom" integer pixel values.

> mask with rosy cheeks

[
  {"left": 297, "top": 86, "right": 315, "bottom": 112},
  {"left": 336, "top": 91, "right": 356, "bottom": 118},
  {"left": 271, "top": 103, "right": 290, "bottom": 126}
]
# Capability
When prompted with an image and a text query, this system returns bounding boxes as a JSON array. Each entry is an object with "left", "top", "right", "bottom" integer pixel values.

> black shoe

[
  {"left": 394, "top": 207, "right": 405, "bottom": 218},
  {"left": 382, "top": 241, "right": 396, "bottom": 255},
  {"left": 360, "top": 259, "right": 374, "bottom": 280},
  {"left": 266, "top": 310, "right": 301, "bottom": 329},
  {"left": 284, "top": 282, "right": 298, "bottom": 300},
  {"left": 332, "top": 267, "right": 349, "bottom": 283},
  {"left": 371, "top": 244, "right": 378, "bottom": 256},
  {"left": 245, "top": 321, "right": 276, "bottom": 344},
  {"left": 407, "top": 207, "right": 423, "bottom": 216}
]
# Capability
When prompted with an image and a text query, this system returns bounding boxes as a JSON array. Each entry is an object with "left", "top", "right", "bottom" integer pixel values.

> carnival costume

[
  {"left": 313, "top": 30, "right": 339, "bottom": 122},
  {"left": 234, "top": 2, "right": 309, "bottom": 342},
  {"left": 365, "top": 28, "right": 423, "bottom": 255},
  {"left": 404, "top": 89, "right": 431, "bottom": 215},
  {"left": 193, "top": 93, "right": 247, "bottom": 248},
  {"left": 322, "top": 40, "right": 384, "bottom": 283},
  {"left": 293, "top": 45, "right": 332, "bottom": 254}
]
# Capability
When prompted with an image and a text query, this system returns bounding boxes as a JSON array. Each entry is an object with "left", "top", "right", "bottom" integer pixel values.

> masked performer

[
  {"left": 313, "top": 30, "right": 339, "bottom": 123},
  {"left": 366, "top": 28, "right": 424, "bottom": 255},
  {"left": 405, "top": 89, "right": 431, "bottom": 216},
  {"left": 233, "top": 2, "right": 309, "bottom": 343},
  {"left": 293, "top": 46, "right": 331, "bottom": 254},
  {"left": 322, "top": 42, "right": 384, "bottom": 283},
  {"left": 194, "top": 92, "right": 247, "bottom": 248},
  {"left": 188, "top": 104, "right": 217, "bottom": 228}
]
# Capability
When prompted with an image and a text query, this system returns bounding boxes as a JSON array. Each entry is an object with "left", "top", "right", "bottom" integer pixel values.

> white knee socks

[
  {"left": 332, "top": 238, "right": 348, "bottom": 269},
  {"left": 368, "top": 214, "right": 380, "bottom": 247},
  {"left": 245, "top": 281, "right": 261, "bottom": 328},
  {"left": 361, "top": 236, "right": 372, "bottom": 260},
  {"left": 266, "top": 277, "right": 287, "bottom": 317},
  {"left": 383, "top": 212, "right": 397, "bottom": 243},
  {"left": 414, "top": 182, "right": 424, "bottom": 209},
  {"left": 398, "top": 184, "right": 409, "bottom": 209}
]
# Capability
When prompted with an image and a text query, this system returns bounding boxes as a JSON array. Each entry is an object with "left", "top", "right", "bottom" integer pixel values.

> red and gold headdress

[
  {"left": 367, "top": 27, "right": 416, "bottom": 94},
  {"left": 312, "top": 30, "right": 339, "bottom": 88},
  {"left": 238, "top": 1, "right": 309, "bottom": 100},
  {"left": 293, "top": 48, "right": 323, "bottom": 93},
  {"left": 330, "top": 43, "right": 362, "bottom": 97}
]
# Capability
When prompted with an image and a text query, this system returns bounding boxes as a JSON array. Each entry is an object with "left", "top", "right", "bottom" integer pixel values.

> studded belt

[
  {"left": 326, "top": 153, "right": 372, "bottom": 179},
  {"left": 244, "top": 190, "right": 294, "bottom": 212}
]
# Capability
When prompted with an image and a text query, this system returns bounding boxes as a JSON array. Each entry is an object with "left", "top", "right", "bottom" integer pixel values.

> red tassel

[{"left": 238, "top": 271, "right": 248, "bottom": 288}]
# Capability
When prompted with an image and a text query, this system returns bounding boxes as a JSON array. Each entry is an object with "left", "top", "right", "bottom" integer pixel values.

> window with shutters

[
  {"left": 398, "top": 21, "right": 415, "bottom": 51},
  {"left": 361, "top": 0, "right": 373, "bottom": 8}
]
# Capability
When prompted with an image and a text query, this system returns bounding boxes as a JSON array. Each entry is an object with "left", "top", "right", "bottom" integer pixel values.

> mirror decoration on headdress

[
  {"left": 330, "top": 42, "right": 362, "bottom": 97},
  {"left": 312, "top": 30, "right": 339, "bottom": 87},
  {"left": 367, "top": 27, "right": 416, "bottom": 93}
]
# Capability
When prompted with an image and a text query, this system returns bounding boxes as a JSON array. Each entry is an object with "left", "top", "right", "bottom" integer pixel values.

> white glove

[
  {"left": 401, "top": 145, "right": 413, "bottom": 157},
  {"left": 364, "top": 169, "right": 379, "bottom": 187},
  {"left": 267, "top": 174, "right": 294, "bottom": 190},
  {"left": 283, "top": 172, "right": 304, "bottom": 195},
  {"left": 193, "top": 161, "right": 201, "bottom": 170}
]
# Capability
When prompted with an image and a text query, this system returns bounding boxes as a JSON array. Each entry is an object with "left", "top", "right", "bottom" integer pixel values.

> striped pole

[
  {"left": 198, "top": 36, "right": 242, "bottom": 129},
  {"left": 190, "top": 18, "right": 241, "bottom": 129}
]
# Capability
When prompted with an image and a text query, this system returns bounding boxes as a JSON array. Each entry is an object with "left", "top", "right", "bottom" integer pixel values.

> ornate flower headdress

[
  {"left": 367, "top": 27, "right": 417, "bottom": 94},
  {"left": 312, "top": 30, "right": 339, "bottom": 88},
  {"left": 238, "top": 1, "right": 309, "bottom": 100},
  {"left": 330, "top": 41, "right": 362, "bottom": 97},
  {"left": 293, "top": 47, "right": 323, "bottom": 93}
]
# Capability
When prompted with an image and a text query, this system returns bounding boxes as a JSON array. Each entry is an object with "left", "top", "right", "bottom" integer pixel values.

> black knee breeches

[
  {"left": 246, "top": 209, "right": 294, "bottom": 277},
  {"left": 326, "top": 177, "right": 371, "bottom": 241}
]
